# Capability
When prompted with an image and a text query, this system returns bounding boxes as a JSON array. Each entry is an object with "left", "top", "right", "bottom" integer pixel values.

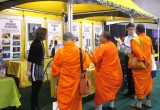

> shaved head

[{"left": 63, "top": 32, "right": 74, "bottom": 41}]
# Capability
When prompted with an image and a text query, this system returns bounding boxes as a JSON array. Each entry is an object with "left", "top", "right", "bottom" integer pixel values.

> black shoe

[
  {"left": 123, "top": 92, "right": 132, "bottom": 96},
  {"left": 106, "top": 106, "right": 116, "bottom": 110},
  {"left": 35, "top": 107, "right": 45, "bottom": 110}
]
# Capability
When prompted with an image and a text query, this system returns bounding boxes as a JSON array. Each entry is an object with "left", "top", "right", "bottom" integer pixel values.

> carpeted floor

[{"left": 2, "top": 71, "right": 160, "bottom": 110}]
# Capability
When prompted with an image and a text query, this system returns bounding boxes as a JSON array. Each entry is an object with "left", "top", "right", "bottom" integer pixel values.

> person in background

[
  {"left": 87, "top": 31, "right": 122, "bottom": 110},
  {"left": 122, "top": 23, "right": 137, "bottom": 99},
  {"left": 130, "top": 24, "right": 153, "bottom": 109},
  {"left": 50, "top": 40, "right": 57, "bottom": 58},
  {"left": 52, "top": 32, "right": 89, "bottom": 110},
  {"left": 27, "top": 27, "right": 48, "bottom": 110}
]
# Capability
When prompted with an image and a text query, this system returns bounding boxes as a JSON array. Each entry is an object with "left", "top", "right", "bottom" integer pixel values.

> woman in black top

[{"left": 27, "top": 27, "right": 48, "bottom": 110}]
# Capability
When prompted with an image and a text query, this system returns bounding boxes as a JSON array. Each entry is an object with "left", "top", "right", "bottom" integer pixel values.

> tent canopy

[{"left": 0, "top": 0, "right": 158, "bottom": 23}]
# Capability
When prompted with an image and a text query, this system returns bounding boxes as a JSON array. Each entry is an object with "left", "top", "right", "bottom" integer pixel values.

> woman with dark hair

[{"left": 27, "top": 27, "right": 48, "bottom": 110}]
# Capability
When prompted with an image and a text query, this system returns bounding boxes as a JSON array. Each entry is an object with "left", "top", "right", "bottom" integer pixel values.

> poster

[
  {"left": 0, "top": 19, "right": 21, "bottom": 60},
  {"left": 26, "top": 22, "right": 42, "bottom": 51},
  {"left": 82, "top": 23, "right": 92, "bottom": 51},
  {"left": 72, "top": 22, "right": 80, "bottom": 47},
  {"left": 47, "top": 22, "right": 62, "bottom": 56},
  {"left": 94, "top": 25, "right": 102, "bottom": 49}
]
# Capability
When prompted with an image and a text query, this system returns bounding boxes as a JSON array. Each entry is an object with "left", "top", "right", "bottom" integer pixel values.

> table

[
  {"left": 6, "top": 58, "right": 53, "bottom": 88},
  {"left": 0, "top": 77, "right": 21, "bottom": 109},
  {"left": 50, "top": 68, "right": 95, "bottom": 98}
]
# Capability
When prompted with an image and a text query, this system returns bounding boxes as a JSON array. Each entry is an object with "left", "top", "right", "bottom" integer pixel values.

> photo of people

[
  {"left": 2, "top": 39, "right": 10, "bottom": 45},
  {"left": 2, "top": 47, "right": 10, "bottom": 52},
  {"left": 2, "top": 53, "right": 10, "bottom": 58},
  {"left": 1, "top": 33, "right": 10, "bottom": 39},
  {"left": 13, "top": 34, "right": 20, "bottom": 39},
  {"left": 28, "top": 23, "right": 41, "bottom": 41},
  {"left": 13, "top": 47, "right": 20, "bottom": 52},
  {"left": 13, "top": 53, "right": 20, "bottom": 58},
  {"left": 13, "top": 41, "right": 20, "bottom": 46}
]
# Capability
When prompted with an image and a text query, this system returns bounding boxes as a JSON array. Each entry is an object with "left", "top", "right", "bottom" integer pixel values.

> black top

[
  {"left": 50, "top": 47, "right": 55, "bottom": 58},
  {"left": 28, "top": 40, "right": 44, "bottom": 65}
]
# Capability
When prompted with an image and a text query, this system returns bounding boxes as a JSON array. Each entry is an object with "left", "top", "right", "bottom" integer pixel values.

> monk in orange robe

[
  {"left": 130, "top": 24, "right": 153, "bottom": 109},
  {"left": 87, "top": 31, "right": 122, "bottom": 110},
  {"left": 52, "top": 32, "right": 90, "bottom": 110}
]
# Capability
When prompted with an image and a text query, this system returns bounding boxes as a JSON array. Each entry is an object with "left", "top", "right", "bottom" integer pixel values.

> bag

[
  {"left": 128, "top": 54, "right": 146, "bottom": 70},
  {"left": 53, "top": 102, "right": 59, "bottom": 110},
  {"left": 128, "top": 36, "right": 146, "bottom": 70},
  {"left": 151, "top": 54, "right": 157, "bottom": 78},
  {"left": 79, "top": 48, "right": 92, "bottom": 95}
]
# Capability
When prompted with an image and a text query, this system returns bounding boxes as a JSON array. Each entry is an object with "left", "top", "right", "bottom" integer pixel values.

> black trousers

[
  {"left": 31, "top": 80, "right": 42, "bottom": 110},
  {"left": 126, "top": 56, "right": 135, "bottom": 95}
]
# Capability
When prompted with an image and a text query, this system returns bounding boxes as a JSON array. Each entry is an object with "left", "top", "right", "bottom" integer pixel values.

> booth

[{"left": 0, "top": 0, "right": 159, "bottom": 99}]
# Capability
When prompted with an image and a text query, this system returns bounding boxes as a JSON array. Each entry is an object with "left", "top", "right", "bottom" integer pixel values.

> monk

[
  {"left": 130, "top": 24, "right": 153, "bottom": 109},
  {"left": 52, "top": 32, "right": 90, "bottom": 110},
  {"left": 87, "top": 31, "right": 122, "bottom": 110}
]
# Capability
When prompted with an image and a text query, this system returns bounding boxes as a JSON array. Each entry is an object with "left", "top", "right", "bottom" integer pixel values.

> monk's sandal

[
  {"left": 130, "top": 101, "right": 142, "bottom": 109},
  {"left": 143, "top": 100, "right": 152, "bottom": 108}
]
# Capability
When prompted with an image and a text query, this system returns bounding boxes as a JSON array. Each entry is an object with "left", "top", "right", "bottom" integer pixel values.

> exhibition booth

[{"left": 0, "top": 0, "right": 159, "bottom": 109}]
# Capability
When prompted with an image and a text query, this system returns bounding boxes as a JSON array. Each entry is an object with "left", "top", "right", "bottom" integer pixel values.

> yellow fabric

[
  {"left": 7, "top": 58, "right": 53, "bottom": 88},
  {"left": 107, "top": 0, "right": 156, "bottom": 19},
  {"left": 15, "top": 0, "right": 157, "bottom": 23},
  {"left": 0, "top": 77, "right": 21, "bottom": 109}
]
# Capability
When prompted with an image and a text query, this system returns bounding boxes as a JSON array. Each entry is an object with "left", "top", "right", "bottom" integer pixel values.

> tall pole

[
  {"left": 68, "top": 0, "right": 73, "bottom": 32},
  {"left": 157, "top": 19, "right": 160, "bottom": 63}
]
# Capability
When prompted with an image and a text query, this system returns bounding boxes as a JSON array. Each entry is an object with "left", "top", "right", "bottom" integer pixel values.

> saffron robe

[
  {"left": 91, "top": 41, "right": 122, "bottom": 105},
  {"left": 52, "top": 41, "right": 89, "bottom": 110},
  {"left": 131, "top": 33, "right": 153, "bottom": 99}
]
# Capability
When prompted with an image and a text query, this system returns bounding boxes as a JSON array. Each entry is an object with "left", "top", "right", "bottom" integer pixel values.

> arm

[
  {"left": 88, "top": 45, "right": 104, "bottom": 65},
  {"left": 27, "top": 62, "right": 32, "bottom": 77},
  {"left": 82, "top": 50, "right": 90, "bottom": 70},
  {"left": 123, "top": 37, "right": 130, "bottom": 48},
  {"left": 131, "top": 39, "right": 145, "bottom": 61}
]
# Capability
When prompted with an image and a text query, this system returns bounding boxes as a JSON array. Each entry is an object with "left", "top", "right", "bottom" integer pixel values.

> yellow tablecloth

[
  {"left": 0, "top": 77, "right": 21, "bottom": 109},
  {"left": 50, "top": 68, "right": 95, "bottom": 98},
  {"left": 7, "top": 58, "right": 53, "bottom": 88}
]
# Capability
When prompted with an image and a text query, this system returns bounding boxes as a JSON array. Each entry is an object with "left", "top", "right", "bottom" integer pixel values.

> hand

[
  {"left": 27, "top": 71, "right": 31, "bottom": 77},
  {"left": 144, "top": 61, "right": 150, "bottom": 67}
]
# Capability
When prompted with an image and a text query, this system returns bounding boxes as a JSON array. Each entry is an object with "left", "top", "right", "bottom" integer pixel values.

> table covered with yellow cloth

[
  {"left": 0, "top": 77, "right": 21, "bottom": 109},
  {"left": 50, "top": 68, "right": 95, "bottom": 98},
  {"left": 7, "top": 58, "right": 53, "bottom": 88}
]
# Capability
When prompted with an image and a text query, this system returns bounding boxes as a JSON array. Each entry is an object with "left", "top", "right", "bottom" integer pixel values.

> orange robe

[
  {"left": 52, "top": 41, "right": 89, "bottom": 110},
  {"left": 90, "top": 41, "right": 122, "bottom": 105},
  {"left": 131, "top": 33, "right": 153, "bottom": 99}
]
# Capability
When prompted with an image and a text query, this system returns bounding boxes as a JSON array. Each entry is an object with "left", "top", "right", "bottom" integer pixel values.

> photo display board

[
  {"left": 25, "top": 16, "right": 44, "bottom": 58},
  {"left": 0, "top": 19, "right": 21, "bottom": 60},
  {"left": 82, "top": 23, "right": 92, "bottom": 51},
  {"left": 72, "top": 22, "right": 80, "bottom": 47},
  {"left": 94, "top": 25, "right": 102, "bottom": 49},
  {"left": 47, "top": 21, "right": 62, "bottom": 56}
]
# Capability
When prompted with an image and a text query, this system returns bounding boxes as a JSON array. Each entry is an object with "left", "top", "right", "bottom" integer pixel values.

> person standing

[
  {"left": 52, "top": 32, "right": 90, "bottom": 110},
  {"left": 130, "top": 24, "right": 153, "bottom": 109},
  {"left": 87, "top": 31, "right": 122, "bottom": 110},
  {"left": 122, "top": 23, "right": 136, "bottom": 98},
  {"left": 27, "top": 27, "right": 48, "bottom": 110}
]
